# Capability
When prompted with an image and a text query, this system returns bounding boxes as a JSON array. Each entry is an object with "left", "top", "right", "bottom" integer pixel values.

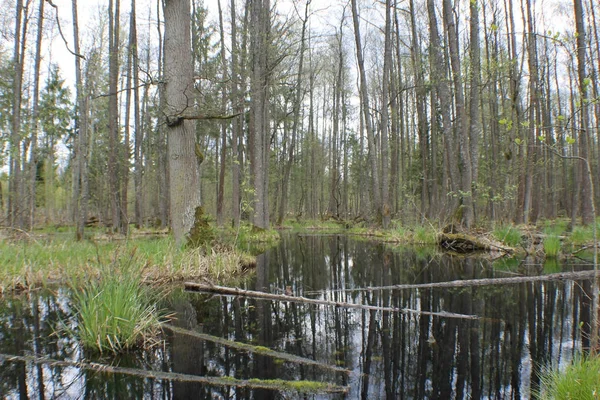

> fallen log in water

[
  {"left": 184, "top": 282, "right": 479, "bottom": 320},
  {"left": 439, "top": 233, "right": 513, "bottom": 253},
  {"left": 0, "top": 353, "right": 348, "bottom": 394},
  {"left": 335, "top": 269, "right": 599, "bottom": 293},
  {"left": 164, "top": 324, "right": 351, "bottom": 375}
]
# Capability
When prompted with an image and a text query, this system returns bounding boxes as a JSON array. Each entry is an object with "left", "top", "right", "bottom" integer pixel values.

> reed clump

[
  {"left": 493, "top": 225, "right": 522, "bottom": 247},
  {"left": 539, "top": 356, "right": 600, "bottom": 399},
  {"left": 73, "top": 272, "right": 165, "bottom": 354},
  {"left": 543, "top": 235, "right": 561, "bottom": 258}
]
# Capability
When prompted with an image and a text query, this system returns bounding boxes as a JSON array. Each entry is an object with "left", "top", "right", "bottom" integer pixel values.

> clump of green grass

[
  {"left": 570, "top": 226, "right": 594, "bottom": 246},
  {"left": 413, "top": 226, "right": 437, "bottom": 244},
  {"left": 539, "top": 356, "right": 600, "bottom": 399},
  {"left": 543, "top": 235, "right": 561, "bottom": 258},
  {"left": 73, "top": 273, "right": 164, "bottom": 354},
  {"left": 493, "top": 225, "right": 522, "bottom": 247}
]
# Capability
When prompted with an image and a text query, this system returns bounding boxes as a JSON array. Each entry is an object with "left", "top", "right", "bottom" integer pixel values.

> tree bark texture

[
  {"left": 250, "top": 0, "right": 271, "bottom": 229},
  {"left": 164, "top": 0, "right": 202, "bottom": 244}
]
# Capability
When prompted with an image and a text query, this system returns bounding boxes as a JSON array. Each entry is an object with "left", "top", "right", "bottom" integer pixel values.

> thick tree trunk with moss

[{"left": 164, "top": 0, "right": 202, "bottom": 244}]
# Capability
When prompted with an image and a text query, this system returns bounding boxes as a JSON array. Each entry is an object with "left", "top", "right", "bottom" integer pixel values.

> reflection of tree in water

[
  {"left": 217, "top": 235, "right": 593, "bottom": 399},
  {"left": 0, "top": 236, "right": 594, "bottom": 399}
]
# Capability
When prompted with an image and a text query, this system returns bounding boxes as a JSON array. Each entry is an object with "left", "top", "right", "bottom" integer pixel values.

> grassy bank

[{"left": 0, "top": 230, "right": 257, "bottom": 294}]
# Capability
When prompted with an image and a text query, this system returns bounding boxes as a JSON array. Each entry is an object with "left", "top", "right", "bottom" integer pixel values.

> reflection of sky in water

[{"left": 0, "top": 234, "right": 595, "bottom": 399}]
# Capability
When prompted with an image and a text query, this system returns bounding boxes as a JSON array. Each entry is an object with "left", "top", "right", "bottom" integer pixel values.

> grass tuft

[
  {"left": 570, "top": 226, "right": 594, "bottom": 246},
  {"left": 539, "top": 356, "right": 600, "bottom": 400},
  {"left": 543, "top": 235, "right": 561, "bottom": 258},
  {"left": 73, "top": 272, "right": 165, "bottom": 354},
  {"left": 493, "top": 225, "right": 522, "bottom": 247},
  {"left": 413, "top": 226, "right": 437, "bottom": 244}
]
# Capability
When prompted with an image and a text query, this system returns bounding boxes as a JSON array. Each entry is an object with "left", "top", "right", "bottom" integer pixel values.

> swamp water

[{"left": 0, "top": 234, "right": 595, "bottom": 399}]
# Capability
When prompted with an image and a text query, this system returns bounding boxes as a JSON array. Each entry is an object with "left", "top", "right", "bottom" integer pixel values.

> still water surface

[{"left": 0, "top": 234, "right": 594, "bottom": 399}]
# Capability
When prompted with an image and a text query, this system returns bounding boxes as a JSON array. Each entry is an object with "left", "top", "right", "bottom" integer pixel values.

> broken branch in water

[
  {"left": 184, "top": 282, "right": 480, "bottom": 320},
  {"left": 164, "top": 324, "right": 351, "bottom": 375},
  {"left": 0, "top": 353, "right": 348, "bottom": 394}
]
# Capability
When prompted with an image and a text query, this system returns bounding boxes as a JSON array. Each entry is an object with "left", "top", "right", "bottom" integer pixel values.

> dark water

[{"left": 0, "top": 234, "right": 594, "bottom": 399}]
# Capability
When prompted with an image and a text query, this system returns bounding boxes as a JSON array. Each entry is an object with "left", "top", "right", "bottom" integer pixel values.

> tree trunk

[
  {"left": 131, "top": 0, "right": 142, "bottom": 229},
  {"left": 279, "top": 0, "right": 309, "bottom": 225},
  {"left": 230, "top": 0, "right": 241, "bottom": 227},
  {"left": 427, "top": 0, "right": 460, "bottom": 215},
  {"left": 469, "top": 0, "right": 481, "bottom": 218},
  {"left": 157, "top": 0, "right": 169, "bottom": 229},
  {"left": 27, "top": 0, "right": 45, "bottom": 230},
  {"left": 443, "top": 0, "right": 474, "bottom": 228},
  {"left": 216, "top": 0, "right": 228, "bottom": 227},
  {"left": 574, "top": 0, "right": 594, "bottom": 225},
  {"left": 72, "top": 0, "right": 89, "bottom": 241},
  {"left": 380, "top": 0, "right": 392, "bottom": 228},
  {"left": 250, "top": 0, "right": 271, "bottom": 229},
  {"left": 108, "top": 0, "right": 123, "bottom": 232},
  {"left": 409, "top": 0, "right": 430, "bottom": 220},
  {"left": 9, "top": 0, "right": 25, "bottom": 228},
  {"left": 163, "top": 0, "right": 202, "bottom": 244},
  {"left": 351, "top": 0, "right": 382, "bottom": 223}
]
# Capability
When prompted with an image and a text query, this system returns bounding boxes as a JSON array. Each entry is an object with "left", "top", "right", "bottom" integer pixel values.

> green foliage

[
  {"left": 493, "top": 225, "right": 522, "bottom": 247},
  {"left": 570, "top": 226, "right": 594, "bottom": 246},
  {"left": 72, "top": 272, "right": 164, "bottom": 354},
  {"left": 539, "top": 356, "right": 600, "bottom": 400},
  {"left": 187, "top": 206, "right": 215, "bottom": 248},
  {"left": 543, "top": 235, "right": 561, "bottom": 258},
  {"left": 39, "top": 64, "right": 72, "bottom": 149},
  {"left": 413, "top": 226, "right": 437, "bottom": 244},
  {"left": 542, "top": 219, "right": 568, "bottom": 236}
]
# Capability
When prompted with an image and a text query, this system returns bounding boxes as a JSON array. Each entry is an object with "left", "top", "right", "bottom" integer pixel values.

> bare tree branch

[{"left": 45, "top": 0, "right": 85, "bottom": 60}]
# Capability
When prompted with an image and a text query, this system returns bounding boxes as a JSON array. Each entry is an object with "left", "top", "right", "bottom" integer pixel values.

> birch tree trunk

[{"left": 163, "top": 0, "right": 202, "bottom": 244}]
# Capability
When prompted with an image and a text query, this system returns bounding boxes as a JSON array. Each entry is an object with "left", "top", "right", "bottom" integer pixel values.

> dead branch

[
  {"left": 166, "top": 112, "right": 242, "bottom": 127},
  {"left": 164, "top": 324, "right": 350, "bottom": 375},
  {"left": 184, "top": 282, "right": 480, "bottom": 320},
  {"left": 45, "top": 0, "right": 85, "bottom": 60},
  {"left": 0, "top": 353, "right": 348, "bottom": 394},
  {"left": 336, "top": 269, "right": 598, "bottom": 293}
]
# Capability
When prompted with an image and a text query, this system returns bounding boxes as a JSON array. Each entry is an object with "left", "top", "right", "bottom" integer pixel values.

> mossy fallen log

[{"left": 439, "top": 233, "right": 513, "bottom": 254}]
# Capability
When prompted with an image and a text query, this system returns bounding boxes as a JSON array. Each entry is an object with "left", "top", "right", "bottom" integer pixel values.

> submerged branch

[
  {"left": 164, "top": 324, "right": 351, "bottom": 375},
  {"left": 0, "top": 353, "right": 348, "bottom": 394},
  {"left": 184, "top": 282, "right": 479, "bottom": 320}
]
